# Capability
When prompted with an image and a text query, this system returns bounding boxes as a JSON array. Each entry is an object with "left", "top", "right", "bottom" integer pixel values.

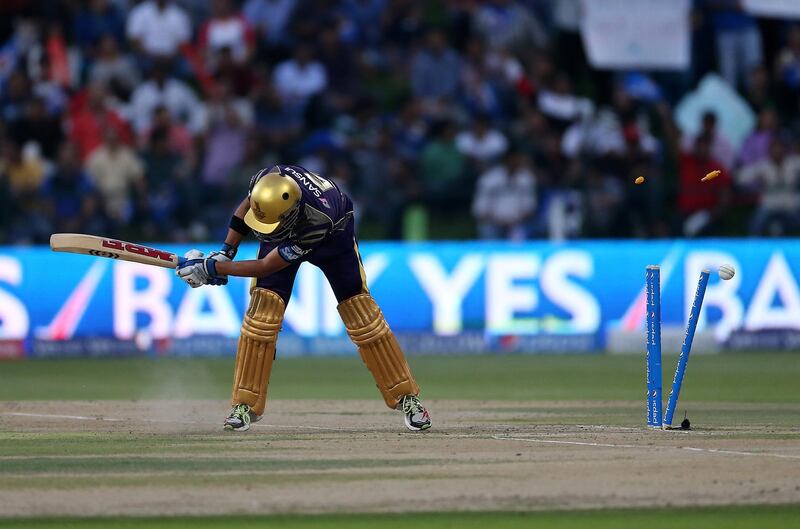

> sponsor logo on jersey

[
  {"left": 278, "top": 244, "right": 310, "bottom": 262},
  {"left": 284, "top": 166, "right": 323, "bottom": 198}
]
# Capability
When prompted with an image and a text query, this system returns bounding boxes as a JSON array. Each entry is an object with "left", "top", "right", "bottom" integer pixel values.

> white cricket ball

[{"left": 718, "top": 264, "right": 735, "bottom": 280}]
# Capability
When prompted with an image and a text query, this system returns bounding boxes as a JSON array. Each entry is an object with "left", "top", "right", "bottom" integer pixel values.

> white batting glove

[{"left": 176, "top": 249, "right": 209, "bottom": 288}]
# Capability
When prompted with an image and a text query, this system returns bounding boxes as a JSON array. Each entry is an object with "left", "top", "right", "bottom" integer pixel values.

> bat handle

[{"left": 176, "top": 256, "right": 187, "bottom": 267}]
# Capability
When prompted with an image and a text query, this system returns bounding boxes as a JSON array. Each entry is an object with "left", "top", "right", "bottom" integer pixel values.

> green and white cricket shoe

[
  {"left": 223, "top": 403, "right": 260, "bottom": 432},
  {"left": 400, "top": 395, "right": 431, "bottom": 432}
]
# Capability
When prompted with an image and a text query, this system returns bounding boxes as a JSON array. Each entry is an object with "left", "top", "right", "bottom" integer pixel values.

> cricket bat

[{"left": 50, "top": 233, "right": 186, "bottom": 269}]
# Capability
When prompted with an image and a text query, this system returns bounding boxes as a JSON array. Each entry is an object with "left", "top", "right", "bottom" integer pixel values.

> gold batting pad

[
  {"left": 338, "top": 294, "right": 420, "bottom": 408},
  {"left": 231, "top": 288, "right": 284, "bottom": 416}
]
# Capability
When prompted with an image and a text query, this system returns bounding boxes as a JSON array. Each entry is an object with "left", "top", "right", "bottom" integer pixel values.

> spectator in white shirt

[
  {"left": 126, "top": 0, "right": 191, "bottom": 61},
  {"left": 538, "top": 73, "right": 594, "bottom": 129},
  {"left": 272, "top": 45, "right": 327, "bottom": 111},
  {"left": 128, "top": 61, "right": 206, "bottom": 135},
  {"left": 737, "top": 139, "right": 800, "bottom": 235},
  {"left": 456, "top": 115, "right": 508, "bottom": 166},
  {"left": 472, "top": 150, "right": 536, "bottom": 240},
  {"left": 197, "top": 0, "right": 255, "bottom": 69}
]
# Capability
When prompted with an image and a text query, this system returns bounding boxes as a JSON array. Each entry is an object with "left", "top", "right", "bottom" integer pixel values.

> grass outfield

[
  {"left": 0, "top": 353, "right": 798, "bottom": 403},
  {"left": 1, "top": 506, "right": 800, "bottom": 529},
  {"left": 2, "top": 354, "right": 798, "bottom": 524}
]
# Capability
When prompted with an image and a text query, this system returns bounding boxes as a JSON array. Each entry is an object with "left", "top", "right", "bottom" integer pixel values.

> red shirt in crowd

[
  {"left": 678, "top": 152, "right": 731, "bottom": 215},
  {"left": 69, "top": 105, "right": 133, "bottom": 161}
]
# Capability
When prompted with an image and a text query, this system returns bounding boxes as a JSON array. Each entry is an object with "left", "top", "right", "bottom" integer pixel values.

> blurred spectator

[
  {"left": 678, "top": 134, "right": 732, "bottom": 236},
  {"left": 582, "top": 166, "right": 625, "bottom": 238},
  {"left": 0, "top": 173, "right": 11, "bottom": 241},
  {"left": 681, "top": 111, "right": 735, "bottom": 171},
  {"left": 739, "top": 108, "right": 782, "bottom": 167},
  {"left": 461, "top": 40, "right": 508, "bottom": 120},
  {"left": 212, "top": 47, "right": 255, "bottom": 97},
  {"left": 744, "top": 65, "right": 776, "bottom": 113},
  {"left": 229, "top": 135, "right": 271, "bottom": 197},
  {"left": 0, "top": 138, "right": 44, "bottom": 195},
  {"left": 140, "top": 126, "right": 189, "bottom": 234},
  {"left": 1, "top": 138, "right": 47, "bottom": 243},
  {"left": 382, "top": 0, "right": 425, "bottom": 48},
  {"left": 129, "top": 61, "right": 206, "bottom": 135},
  {"left": 392, "top": 99, "right": 428, "bottom": 160},
  {"left": 316, "top": 25, "right": 355, "bottom": 96},
  {"left": 421, "top": 121, "right": 466, "bottom": 204},
  {"left": 85, "top": 126, "right": 144, "bottom": 222},
  {"left": 474, "top": 0, "right": 548, "bottom": 53},
  {"left": 272, "top": 45, "right": 327, "bottom": 111},
  {"left": 538, "top": 74, "right": 593, "bottom": 130},
  {"left": 776, "top": 25, "right": 800, "bottom": 116},
  {"left": 737, "top": 139, "right": 800, "bottom": 235},
  {"left": 11, "top": 97, "right": 64, "bottom": 160},
  {"left": 40, "top": 23, "right": 71, "bottom": 89},
  {"left": 1, "top": 1, "right": 800, "bottom": 243},
  {"left": 73, "top": 0, "right": 125, "bottom": 52},
  {"left": 68, "top": 81, "right": 133, "bottom": 160},
  {"left": 201, "top": 82, "right": 253, "bottom": 187},
  {"left": 472, "top": 150, "right": 536, "bottom": 240},
  {"left": 137, "top": 105, "right": 194, "bottom": 160},
  {"left": 0, "top": 70, "right": 31, "bottom": 122},
  {"left": 252, "top": 77, "right": 302, "bottom": 152},
  {"left": 356, "top": 52, "right": 407, "bottom": 113},
  {"left": 41, "top": 143, "right": 100, "bottom": 233},
  {"left": 197, "top": 0, "right": 255, "bottom": 69},
  {"left": 126, "top": 0, "right": 191, "bottom": 61},
  {"left": 456, "top": 115, "right": 508, "bottom": 166},
  {"left": 563, "top": 87, "right": 656, "bottom": 160},
  {"left": 340, "top": 0, "right": 388, "bottom": 46},
  {"left": 410, "top": 30, "right": 461, "bottom": 102},
  {"left": 244, "top": 0, "right": 297, "bottom": 47},
  {"left": 89, "top": 34, "right": 140, "bottom": 100},
  {"left": 708, "top": 0, "right": 763, "bottom": 89},
  {"left": 776, "top": 25, "right": 800, "bottom": 90},
  {"left": 353, "top": 126, "right": 397, "bottom": 231}
]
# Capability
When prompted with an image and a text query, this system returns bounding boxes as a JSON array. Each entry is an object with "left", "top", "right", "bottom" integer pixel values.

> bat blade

[{"left": 50, "top": 233, "right": 184, "bottom": 269}]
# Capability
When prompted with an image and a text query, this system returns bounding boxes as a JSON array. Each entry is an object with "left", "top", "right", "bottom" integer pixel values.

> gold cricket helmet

[{"left": 244, "top": 167, "right": 302, "bottom": 235}]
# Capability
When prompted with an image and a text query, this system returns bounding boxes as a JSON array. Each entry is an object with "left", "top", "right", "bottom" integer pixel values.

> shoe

[
  {"left": 399, "top": 395, "right": 431, "bottom": 432},
  {"left": 223, "top": 403, "right": 259, "bottom": 432}
]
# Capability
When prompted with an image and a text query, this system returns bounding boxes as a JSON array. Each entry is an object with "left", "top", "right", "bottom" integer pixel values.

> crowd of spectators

[{"left": 0, "top": 0, "right": 799, "bottom": 244}]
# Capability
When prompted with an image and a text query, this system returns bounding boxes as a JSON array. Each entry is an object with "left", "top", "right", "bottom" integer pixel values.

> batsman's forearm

[
  {"left": 215, "top": 249, "right": 290, "bottom": 278},
  {"left": 224, "top": 229, "right": 245, "bottom": 248}
]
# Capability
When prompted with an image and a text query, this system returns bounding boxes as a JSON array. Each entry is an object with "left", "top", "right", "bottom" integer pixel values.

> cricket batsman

[{"left": 175, "top": 165, "right": 431, "bottom": 432}]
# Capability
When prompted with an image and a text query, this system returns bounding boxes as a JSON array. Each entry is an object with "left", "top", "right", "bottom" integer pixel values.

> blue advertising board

[{"left": 1, "top": 240, "right": 800, "bottom": 357}]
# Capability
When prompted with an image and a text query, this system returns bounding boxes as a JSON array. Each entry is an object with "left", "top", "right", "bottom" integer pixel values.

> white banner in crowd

[
  {"left": 580, "top": 0, "right": 690, "bottom": 70},
  {"left": 744, "top": 0, "right": 800, "bottom": 19}
]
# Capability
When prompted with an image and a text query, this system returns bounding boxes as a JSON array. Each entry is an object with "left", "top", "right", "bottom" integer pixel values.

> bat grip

[{"left": 176, "top": 256, "right": 187, "bottom": 267}]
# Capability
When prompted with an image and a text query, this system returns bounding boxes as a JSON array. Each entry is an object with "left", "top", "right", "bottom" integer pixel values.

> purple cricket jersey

[{"left": 249, "top": 164, "right": 353, "bottom": 263}]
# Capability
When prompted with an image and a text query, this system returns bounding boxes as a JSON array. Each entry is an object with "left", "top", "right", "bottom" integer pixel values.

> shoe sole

[
  {"left": 404, "top": 415, "right": 431, "bottom": 432},
  {"left": 223, "top": 423, "right": 250, "bottom": 432}
]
